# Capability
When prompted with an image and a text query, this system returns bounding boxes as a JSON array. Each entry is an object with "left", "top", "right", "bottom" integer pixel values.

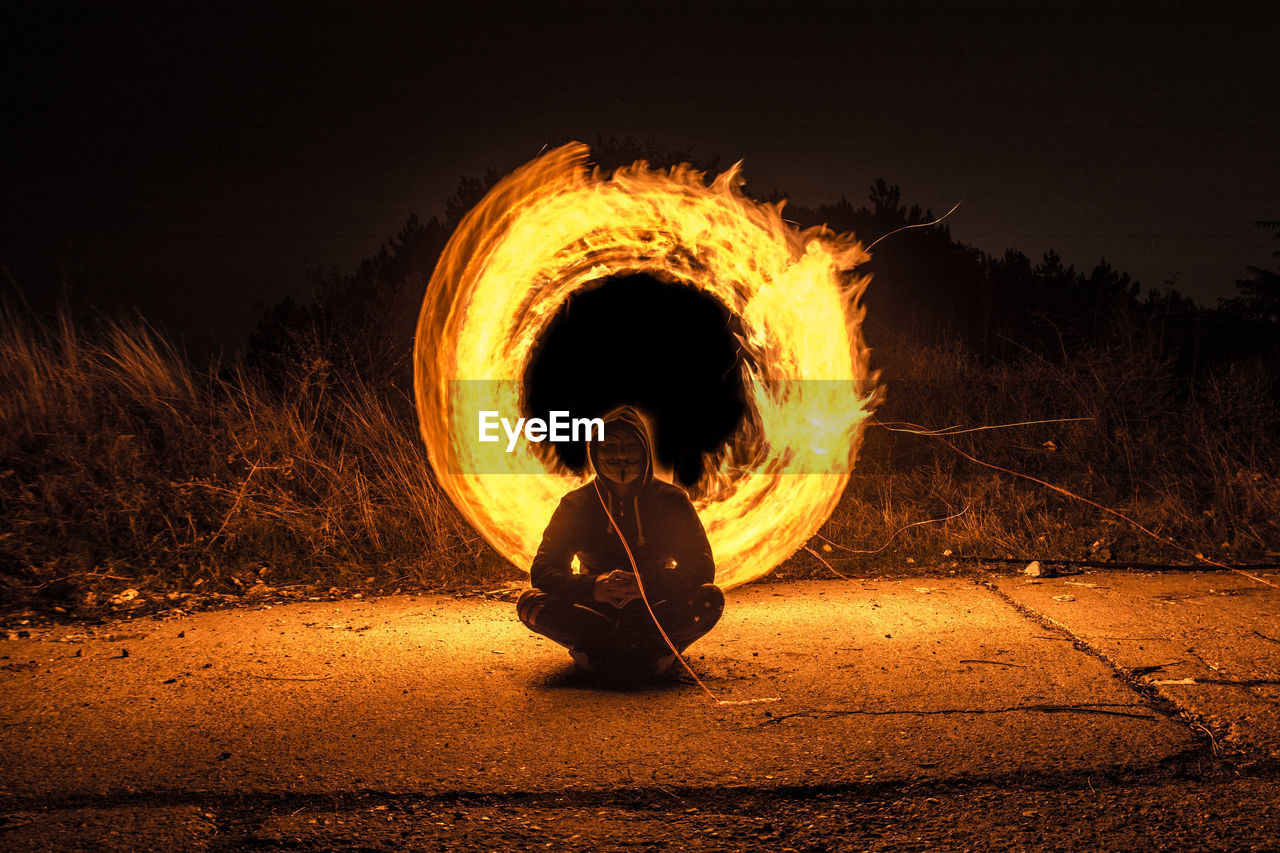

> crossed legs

[{"left": 517, "top": 583, "right": 725, "bottom": 667}]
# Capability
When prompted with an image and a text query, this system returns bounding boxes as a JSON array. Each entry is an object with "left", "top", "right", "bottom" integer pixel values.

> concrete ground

[{"left": 1, "top": 570, "right": 1278, "bottom": 851}]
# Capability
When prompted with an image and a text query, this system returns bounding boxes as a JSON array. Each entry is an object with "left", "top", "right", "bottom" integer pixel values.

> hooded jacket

[{"left": 529, "top": 406, "right": 716, "bottom": 604}]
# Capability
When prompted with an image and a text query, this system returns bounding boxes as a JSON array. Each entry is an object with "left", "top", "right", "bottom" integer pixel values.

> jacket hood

[{"left": 587, "top": 405, "right": 655, "bottom": 490}]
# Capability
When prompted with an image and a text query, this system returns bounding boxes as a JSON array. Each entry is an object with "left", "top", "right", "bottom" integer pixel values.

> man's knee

[
  {"left": 688, "top": 583, "right": 724, "bottom": 631},
  {"left": 516, "top": 588, "right": 550, "bottom": 629},
  {"left": 660, "top": 583, "right": 724, "bottom": 645},
  {"left": 695, "top": 583, "right": 725, "bottom": 615}
]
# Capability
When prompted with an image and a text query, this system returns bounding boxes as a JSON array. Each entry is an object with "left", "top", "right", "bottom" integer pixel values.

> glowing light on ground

[{"left": 414, "top": 143, "right": 878, "bottom": 588}]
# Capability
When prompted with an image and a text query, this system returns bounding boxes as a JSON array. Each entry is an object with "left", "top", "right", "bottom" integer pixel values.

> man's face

[{"left": 596, "top": 426, "right": 645, "bottom": 485}]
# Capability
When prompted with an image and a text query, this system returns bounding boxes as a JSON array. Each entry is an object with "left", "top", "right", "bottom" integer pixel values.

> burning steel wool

[{"left": 413, "top": 142, "right": 879, "bottom": 588}]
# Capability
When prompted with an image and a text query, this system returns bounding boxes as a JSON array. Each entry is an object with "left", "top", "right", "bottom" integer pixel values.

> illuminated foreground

[{"left": 2, "top": 572, "right": 1278, "bottom": 848}]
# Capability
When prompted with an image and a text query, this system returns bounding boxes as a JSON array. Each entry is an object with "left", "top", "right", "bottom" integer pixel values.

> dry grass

[
  {"left": 0, "top": 306, "right": 509, "bottom": 615},
  {"left": 812, "top": 332, "right": 1280, "bottom": 575},
  {"left": 2, "top": 306, "right": 1277, "bottom": 615}
]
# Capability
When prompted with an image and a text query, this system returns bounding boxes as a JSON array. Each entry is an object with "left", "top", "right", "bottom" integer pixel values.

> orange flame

[{"left": 414, "top": 143, "right": 879, "bottom": 589}]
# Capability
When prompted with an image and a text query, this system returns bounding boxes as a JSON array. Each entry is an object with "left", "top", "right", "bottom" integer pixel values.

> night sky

[{"left": 5, "top": 2, "right": 1277, "bottom": 361}]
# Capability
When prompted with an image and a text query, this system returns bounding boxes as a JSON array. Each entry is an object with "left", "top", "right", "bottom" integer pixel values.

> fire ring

[{"left": 414, "top": 142, "right": 878, "bottom": 588}]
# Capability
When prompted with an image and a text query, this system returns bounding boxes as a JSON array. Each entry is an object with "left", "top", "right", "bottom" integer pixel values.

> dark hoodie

[{"left": 529, "top": 406, "right": 716, "bottom": 604}]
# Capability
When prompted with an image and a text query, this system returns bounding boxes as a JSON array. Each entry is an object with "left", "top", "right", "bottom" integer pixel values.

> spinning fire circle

[{"left": 414, "top": 142, "right": 878, "bottom": 588}]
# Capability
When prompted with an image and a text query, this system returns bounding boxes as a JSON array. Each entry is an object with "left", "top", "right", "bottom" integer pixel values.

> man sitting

[{"left": 516, "top": 406, "right": 724, "bottom": 676}]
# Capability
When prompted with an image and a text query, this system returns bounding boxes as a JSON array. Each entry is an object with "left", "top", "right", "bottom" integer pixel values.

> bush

[
  {"left": 3, "top": 303, "right": 1276, "bottom": 615},
  {"left": 813, "top": 330, "right": 1280, "bottom": 573},
  {"left": 0, "top": 305, "right": 509, "bottom": 614}
]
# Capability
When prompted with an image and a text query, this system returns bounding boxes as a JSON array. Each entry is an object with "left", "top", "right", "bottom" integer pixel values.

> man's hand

[{"left": 593, "top": 570, "right": 639, "bottom": 608}]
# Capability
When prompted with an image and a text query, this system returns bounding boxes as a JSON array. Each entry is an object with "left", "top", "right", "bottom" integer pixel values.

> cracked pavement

[{"left": 2, "top": 572, "right": 1278, "bottom": 850}]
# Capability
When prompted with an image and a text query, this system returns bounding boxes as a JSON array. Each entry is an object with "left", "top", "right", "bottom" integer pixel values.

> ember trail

[{"left": 413, "top": 142, "right": 880, "bottom": 588}]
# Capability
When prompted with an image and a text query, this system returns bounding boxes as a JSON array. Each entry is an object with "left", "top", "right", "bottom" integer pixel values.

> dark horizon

[{"left": 4, "top": 2, "right": 1278, "bottom": 360}]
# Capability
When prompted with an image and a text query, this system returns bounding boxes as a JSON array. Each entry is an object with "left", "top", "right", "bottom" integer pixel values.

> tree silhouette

[
  {"left": 245, "top": 213, "right": 450, "bottom": 389},
  {"left": 246, "top": 149, "right": 1209, "bottom": 393},
  {"left": 245, "top": 138, "right": 724, "bottom": 390},
  {"left": 1221, "top": 219, "right": 1280, "bottom": 323},
  {"left": 581, "top": 135, "right": 722, "bottom": 176}
]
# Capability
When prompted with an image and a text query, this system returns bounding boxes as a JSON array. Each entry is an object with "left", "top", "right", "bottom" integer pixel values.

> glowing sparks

[{"left": 413, "top": 143, "right": 879, "bottom": 588}]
